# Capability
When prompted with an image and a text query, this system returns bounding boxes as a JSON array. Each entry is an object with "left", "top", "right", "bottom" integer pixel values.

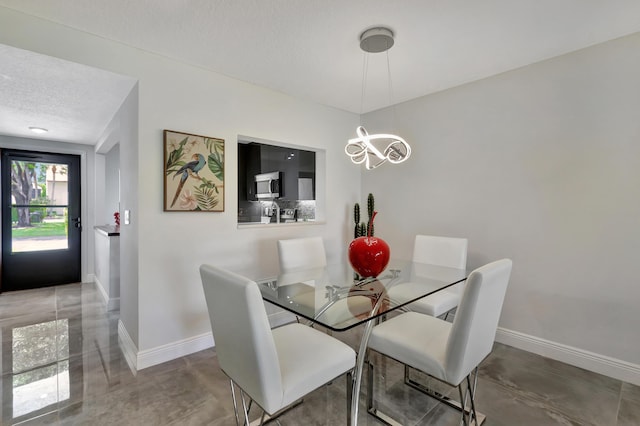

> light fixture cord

[
  {"left": 360, "top": 51, "right": 368, "bottom": 125},
  {"left": 386, "top": 48, "right": 398, "bottom": 134}
]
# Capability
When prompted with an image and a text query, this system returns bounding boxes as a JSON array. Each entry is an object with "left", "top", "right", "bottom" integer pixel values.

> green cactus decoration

[
  {"left": 353, "top": 204, "right": 367, "bottom": 280},
  {"left": 352, "top": 196, "right": 375, "bottom": 280},
  {"left": 366, "top": 193, "right": 375, "bottom": 237},
  {"left": 353, "top": 203, "right": 362, "bottom": 238},
  {"left": 353, "top": 194, "right": 376, "bottom": 239}
]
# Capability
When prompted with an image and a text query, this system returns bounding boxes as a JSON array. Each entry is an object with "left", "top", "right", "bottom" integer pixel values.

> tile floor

[{"left": 1, "top": 282, "right": 639, "bottom": 425}]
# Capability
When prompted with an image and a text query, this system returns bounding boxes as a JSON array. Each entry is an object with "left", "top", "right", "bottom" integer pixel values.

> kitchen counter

[{"left": 94, "top": 225, "right": 120, "bottom": 236}]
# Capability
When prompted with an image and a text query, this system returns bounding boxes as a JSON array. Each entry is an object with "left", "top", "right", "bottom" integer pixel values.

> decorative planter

[
  {"left": 348, "top": 236, "right": 390, "bottom": 278},
  {"left": 347, "top": 211, "right": 390, "bottom": 278}
]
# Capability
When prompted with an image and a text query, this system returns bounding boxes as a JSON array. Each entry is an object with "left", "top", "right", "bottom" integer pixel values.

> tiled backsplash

[{"left": 238, "top": 200, "right": 316, "bottom": 223}]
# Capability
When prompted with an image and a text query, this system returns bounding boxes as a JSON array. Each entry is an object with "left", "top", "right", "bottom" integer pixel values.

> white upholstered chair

[
  {"left": 200, "top": 264, "right": 356, "bottom": 425},
  {"left": 277, "top": 236, "right": 327, "bottom": 272},
  {"left": 388, "top": 235, "right": 468, "bottom": 319},
  {"left": 277, "top": 237, "right": 327, "bottom": 324},
  {"left": 277, "top": 237, "right": 371, "bottom": 328},
  {"left": 367, "top": 259, "right": 513, "bottom": 425}
]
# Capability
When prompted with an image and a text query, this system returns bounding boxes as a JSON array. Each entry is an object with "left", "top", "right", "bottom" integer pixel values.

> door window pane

[
  {"left": 11, "top": 207, "right": 69, "bottom": 252},
  {"left": 10, "top": 161, "right": 69, "bottom": 253}
]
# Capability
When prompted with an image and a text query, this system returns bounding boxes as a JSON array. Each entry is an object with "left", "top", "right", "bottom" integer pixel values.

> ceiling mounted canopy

[
  {"left": 345, "top": 27, "right": 411, "bottom": 170},
  {"left": 359, "top": 27, "right": 395, "bottom": 53}
]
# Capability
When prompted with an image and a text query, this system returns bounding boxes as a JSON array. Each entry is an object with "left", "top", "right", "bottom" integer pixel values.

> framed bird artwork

[{"left": 163, "top": 129, "right": 225, "bottom": 212}]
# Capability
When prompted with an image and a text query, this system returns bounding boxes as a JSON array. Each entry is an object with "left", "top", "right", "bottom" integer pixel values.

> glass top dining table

[
  {"left": 251, "top": 258, "right": 468, "bottom": 425},
  {"left": 255, "top": 258, "right": 467, "bottom": 331}
]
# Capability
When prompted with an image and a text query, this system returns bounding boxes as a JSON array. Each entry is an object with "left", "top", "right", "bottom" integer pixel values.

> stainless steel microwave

[{"left": 255, "top": 171, "right": 281, "bottom": 199}]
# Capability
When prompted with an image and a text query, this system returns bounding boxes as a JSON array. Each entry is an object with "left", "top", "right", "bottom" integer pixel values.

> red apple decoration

[{"left": 348, "top": 211, "right": 390, "bottom": 278}]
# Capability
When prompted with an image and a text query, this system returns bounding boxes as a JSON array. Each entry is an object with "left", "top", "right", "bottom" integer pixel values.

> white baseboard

[
  {"left": 131, "top": 312, "right": 294, "bottom": 371},
  {"left": 107, "top": 297, "right": 120, "bottom": 311},
  {"left": 94, "top": 276, "right": 120, "bottom": 311},
  {"left": 496, "top": 327, "right": 640, "bottom": 386},
  {"left": 136, "top": 332, "right": 214, "bottom": 370},
  {"left": 95, "top": 275, "right": 109, "bottom": 305},
  {"left": 118, "top": 320, "right": 138, "bottom": 375}
]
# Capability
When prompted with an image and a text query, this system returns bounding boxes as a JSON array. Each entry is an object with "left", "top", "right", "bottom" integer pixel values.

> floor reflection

[
  {"left": 12, "top": 319, "right": 71, "bottom": 418},
  {"left": 0, "top": 282, "right": 122, "bottom": 425},
  {"left": 2, "top": 310, "right": 82, "bottom": 423}
]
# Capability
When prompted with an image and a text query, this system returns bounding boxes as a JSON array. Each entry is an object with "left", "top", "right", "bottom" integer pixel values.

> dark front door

[{"left": 1, "top": 149, "right": 81, "bottom": 292}]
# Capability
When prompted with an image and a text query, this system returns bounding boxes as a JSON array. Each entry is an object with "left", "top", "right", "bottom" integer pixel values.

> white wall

[
  {"left": 104, "top": 88, "right": 140, "bottom": 351},
  {"left": 135, "top": 49, "right": 359, "bottom": 359},
  {"left": 104, "top": 145, "right": 120, "bottom": 226},
  {"left": 1, "top": 7, "right": 361, "bottom": 367},
  {"left": 362, "top": 32, "right": 640, "bottom": 382}
]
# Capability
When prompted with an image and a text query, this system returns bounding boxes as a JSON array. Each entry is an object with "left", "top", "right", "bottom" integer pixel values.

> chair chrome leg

[
  {"left": 369, "top": 356, "right": 486, "bottom": 426},
  {"left": 455, "top": 371, "right": 483, "bottom": 426},
  {"left": 467, "top": 371, "right": 479, "bottom": 425},
  {"left": 247, "top": 400, "right": 303, "bottom": 426},
  {"left": 346, "top": 371, "right": 353, "bottom": 426},
  {"left": 240, "top": 389, "right": 251, "bottom": 426},
  {"left": 230, "top": 380, "right": 313, "bottom": 426},
  {"left": 230, "top": 380, "right": 241, "bottom": 426},
  {"left": 457, "top": 384, "right": 469, "bottom": 426},
  {"left": 403, "top": 366, "right": 486, "bottom": 424},
  {"left": 471, "top": 367, "right": 479, "bottom": 402}
]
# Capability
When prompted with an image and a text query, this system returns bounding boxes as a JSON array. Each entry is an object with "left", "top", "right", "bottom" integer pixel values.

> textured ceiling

[
  {"left": 0, "top": 44, "right": 137, "bottom": 145},
  {"left": 2, "top": 0, "right": 640, "bottom": 145}
]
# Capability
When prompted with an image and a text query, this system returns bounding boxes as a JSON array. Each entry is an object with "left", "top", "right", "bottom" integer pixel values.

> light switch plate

[{"left": 124, "top": 210, "right": 130, "bottom": 225}]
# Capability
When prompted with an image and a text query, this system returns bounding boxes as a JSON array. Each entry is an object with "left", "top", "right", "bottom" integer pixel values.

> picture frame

[{"left": 163, "top": 129, "right": 225, "bottom": 212}]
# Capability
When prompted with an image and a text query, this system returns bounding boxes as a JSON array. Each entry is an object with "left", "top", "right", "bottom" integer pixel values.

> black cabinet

[
  {"left": 264, "top": 145, "right": 295, "bottom": 200},
  {"left": 238, "top": 141, "right": 315, "bottom": 202},
  {"left": 238, "top": 143, "right": 262, "bottom": 202}
]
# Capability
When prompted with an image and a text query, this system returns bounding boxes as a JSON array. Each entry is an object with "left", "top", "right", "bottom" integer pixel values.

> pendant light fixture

[{"left": 345, "top": 27, "right": 411, "bottom": 170}]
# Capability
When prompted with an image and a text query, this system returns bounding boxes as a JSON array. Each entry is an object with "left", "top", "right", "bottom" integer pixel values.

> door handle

[{"left": 72, "top": 217, "right": 82, "bottom": 231}]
